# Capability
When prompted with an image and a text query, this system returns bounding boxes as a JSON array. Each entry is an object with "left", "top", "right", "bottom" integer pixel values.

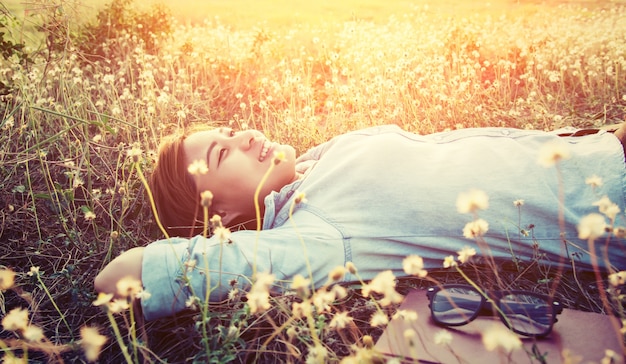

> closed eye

[{"left": 218, "top": 148, "right": 227, "bottom": 164}]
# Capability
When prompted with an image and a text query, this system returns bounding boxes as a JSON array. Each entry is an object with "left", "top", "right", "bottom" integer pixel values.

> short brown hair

[{"left": 148, "top": 127, "right": 209, "bottom": 237}]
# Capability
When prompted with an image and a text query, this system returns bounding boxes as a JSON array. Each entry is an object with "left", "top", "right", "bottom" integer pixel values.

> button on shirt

[{"left": 141, "top": 125, "right": 626, "bottom": 320}]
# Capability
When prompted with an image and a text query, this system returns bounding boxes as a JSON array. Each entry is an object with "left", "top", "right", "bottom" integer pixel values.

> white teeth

[{"left": 259, "top": 140, "right": 270, "bottom": 162}]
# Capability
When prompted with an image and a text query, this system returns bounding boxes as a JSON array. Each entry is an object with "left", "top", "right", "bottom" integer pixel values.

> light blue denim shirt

[{"left": 142, "top": 125, "right": 626, "bottom": 320}]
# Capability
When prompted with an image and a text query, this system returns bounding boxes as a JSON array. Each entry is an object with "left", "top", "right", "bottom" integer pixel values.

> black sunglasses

[{"left": 426, "top": 284, "right": 563, "bottom": 337}]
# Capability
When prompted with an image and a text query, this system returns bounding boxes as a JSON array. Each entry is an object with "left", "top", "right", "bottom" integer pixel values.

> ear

[{"left": 217, "top": 209, "right": 242, "bottom": 227}]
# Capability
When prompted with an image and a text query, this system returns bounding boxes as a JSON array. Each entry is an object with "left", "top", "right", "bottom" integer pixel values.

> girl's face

[{"left": 183, "top": 128, "right": 298, "bottom": 222}]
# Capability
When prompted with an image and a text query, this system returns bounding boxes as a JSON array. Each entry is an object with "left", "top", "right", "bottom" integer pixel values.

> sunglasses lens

[
  {"left": 431, "top": 286, "right": 482, "bottom": 325},
  {"left": 499, "top": 293, "right": 553, "bottom": 336}
]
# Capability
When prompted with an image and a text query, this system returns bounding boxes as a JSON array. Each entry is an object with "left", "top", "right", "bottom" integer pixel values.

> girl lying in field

[{"left": 95, "top": 123, "right": 626, "bottom": 320}]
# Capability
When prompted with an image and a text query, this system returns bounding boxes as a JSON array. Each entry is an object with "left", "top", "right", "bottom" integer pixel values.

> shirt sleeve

[{"left": 140, "top": 213, "right": 345, "bottom": 320}]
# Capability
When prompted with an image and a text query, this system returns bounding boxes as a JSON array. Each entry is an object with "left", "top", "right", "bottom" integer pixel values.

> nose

[{"left": 230, "top": 130, "right": 263, "bottom": 151}]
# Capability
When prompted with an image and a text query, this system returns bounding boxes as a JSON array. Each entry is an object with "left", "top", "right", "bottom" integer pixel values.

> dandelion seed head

[
  {"left": 185, "top": 296, "right": 199, "bottom": 310},
  {"left": 538, "top": 140, "right": 571, "bottom": 167},
  {"left": 434, "top": 329, "right": 453, "bottom": 345},
  {"left": 402, "top": 255, "right": 428, "bottom": 277},
  {"left": 188, "top": 159, "right": 209, "bottom": 176},
  {"left": 127, "top": 146, "right": 142, "bottom": 163},
  {"left": 273, "top": 150, "right": 287, "bottom": 165},
  {"left": 108, "top": 298, "right": 130, "bottom": 313},
  {"left": 329, "top": 311, "right": 354, "bottom": 330},
  {"left": 294, "top": 191, "right": 307, "bottom": 204},
  {"left": 331, "top": 284, "right": 348, "bottom": 300},
  {"left": 22, "top": 325, "right": 44, "bottom": 342},
  {"left": 135, "top": 289, "right": 151, "bottom": 300},
  {"left": 456, "top": 189, "right": 489, "bottom": 213},
  {"left": 370, "top": 311, "right": 389, "bottom": 327},
  {"left": 27, "top": 266, "right": 39, "bottom": 277},
  {"left": 593, "top": 195, "right": 621, "bottom": 221},
  {"left": 482, "top": 324, "right": 522, "bottom": 352},
  {"left": 116, "top": 276, "right": 143, "bottom": 298},
  {"left": 2, "top": 307, "right": 29, "bottom": 331},
  {"left": 247, "top": 272, "right": 275, "bottom": 314},
  {"left": 443, "top": 255, "right": 457, "bottom": 268},
  {"left": 462, "top": 219, "right": 489, "bottom": 239},
  {"left": 312, "top": 288, "right": 335, "bottom": 313},
  {"left": 291, "top": 274, "right": 311, "bottom": 292},
  {"left": 84, "top": 210, "right": 96, "bottom": 221},
  {"left": 3, "top": 115, "right": 14, "bottom": 130},
  {"left": 513, "top": 199, "right": 525, "bottom": 207},
  {"left": 305, "top": 344, "right": 328, "bottom": 364},
  {"left": 73, "top": 175, "right": 84, "bottom": 189},
  {"left": 80, "top": 326, "right": 108, "bottom": 362},
  {"left": 328, "top": 266, "right": 346, "bottom": 282},
  {"left": 213, "top": 226, "right": 231, "bottom": 244},
  {"left": 0, "top": 268, "right": 16, "bottom": 290},
  {"left": 585, "top": 175, "right": 603, "bottom": 188},
  {"left": 93, "top": 292, "right": 114, "bottom": 306},
  {"left": 228, "top": 288, "right": 239, "bottom": 301},
  {"left": 392, "top": 309, "right": 418, "bottom": 322},
  {"left": 403, "top": 328, "right": 417, "bottom": 347},
  {"left": 578, "top": 213, "right": 607, "bottom": 240},
  {"left": 361, "top": 270, "right": 403, "bottom": 306},
  {"left": 457, "top": 246, "right": 477, "bottom": 264},
  {"left": 291, "top": 301, "right": 312, "bottom": 318},
  {"left": 608, "top": 271, "right": 626, "bottom": 287}
]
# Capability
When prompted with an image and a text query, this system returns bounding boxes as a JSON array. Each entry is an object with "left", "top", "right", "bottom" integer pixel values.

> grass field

[
  {"left": 4, "top": 0, "right": 624, "bottom": 27},
  {"left": 1, "top": 0, "right": 626, "bottom": 362}
]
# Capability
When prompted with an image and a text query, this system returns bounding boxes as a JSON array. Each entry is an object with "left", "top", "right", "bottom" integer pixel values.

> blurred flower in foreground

[
  {"left": 0, "top": 268, "right": 15, "bottom": 290},
  {"left": 457, "top": 246, "right": 477, "bottom": 264},
  {"left": 462, "top": 219, "right": 489, "bottom": 239},
  {"left": 306, "top": 344, "right": 328, "bottom": 364},
  {"left": 2, "top": 307, "right": 29, "bottom": 331},
  {"left": 482, "top": 324, "right": 522, "bottom": 352},
  {"left": 443, "top": 255, "right": 457, "bottom": 268},
  {"left": 585, "top": 175, "right": 603, "bottom": 188},
  {"left": 434, "top": 329, "right": 453, "bottom": 346},
  {"left": 84, "top": 210, "right": 96, "bottom": 221},
  {"left": 22, "top": 325, "right": 44, "bottom": 342},
  {"left": 456, "top": 189, "right": 489, "bottom": 213},
  {"left": 273, "top": 150, "right": 286, "bottom": 164},
  {"left": 392, "top": 309, "right": 418, "bottom": 322},
  {"left": 577, "top": 213, "right": 606, "bottom": 240},
  {"left": 403, "top": 255, "right": 428, "bottom": 277},
  {"left": 213, "top": 226, "right": 232, "bottom": 244},
  {"left": 329, "top": 311, "right": 354, "bottom": 330},
  {"left": 291, "top": 274, "right": 311, "bottom": 296},
  {"left": 370, "top": 311, "right": 389, "bottom": 327},
  {"left": 27, "top": 266, "right": 39, "bottom": 277},
  {"left": 200, "top": 190, "right": 213, "bottom": 208},
  {"left": 80, "top": 326, "right": 108, "bottom": 362},
  {"left": 247, "top": 272, "right": 275, "bottom": 314},
  {"left": 188, "top": 159, "right": 209, "bottom": 175},
  {"left": 538, "top": 140, "right": 570, "bottom": 167},
  {"left": 328, "top": 265, "right": 346, "bottom": 282},
  {"left": 361, "top": 270, "right": 403, "bottom": 306},
  {"left": 608, "top": 271, "right": 626, "bottom": 287},
  {"left": 593, "top": 196, "right": 621, "bottom": 221},
  {"left": 116, "top": 276, "right": 143, "bottom": 298},
  {"left": 92, "top": 292, "right": 114, "bottom": 306}
]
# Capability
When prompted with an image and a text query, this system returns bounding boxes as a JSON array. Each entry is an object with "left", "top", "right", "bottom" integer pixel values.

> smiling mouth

[{"left": 258, "top": 140, "right": 271, "bottom": 162}]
